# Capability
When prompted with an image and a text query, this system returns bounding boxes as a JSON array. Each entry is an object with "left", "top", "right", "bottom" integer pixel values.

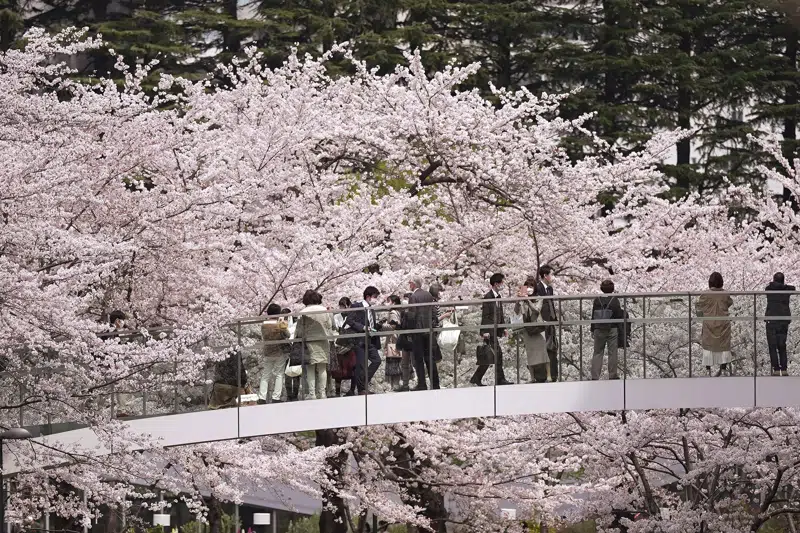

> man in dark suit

[
  {"left": 471, "top": 273, "right": 512, "bottom": 386},
  {"left": 406, "top": 277, "right": 439, "bottom": 390},
  {"left": 535, "top": 264, "right": 559, "bottom": 381},
  {"left": 765, "top": 272, "right": 796, "bottom": 376},
  {"left": 345, "top": 286, "right": 383, "bottom": 394}
]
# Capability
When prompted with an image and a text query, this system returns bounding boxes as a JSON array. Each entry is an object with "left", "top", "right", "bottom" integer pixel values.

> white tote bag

[{"left": 437, "top": 311, "right": 460, "bottom": 355}]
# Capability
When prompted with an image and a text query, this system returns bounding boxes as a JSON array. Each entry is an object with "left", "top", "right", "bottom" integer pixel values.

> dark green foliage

[{"left": 3, "top": 0, "right": 799, "bottom": 193}]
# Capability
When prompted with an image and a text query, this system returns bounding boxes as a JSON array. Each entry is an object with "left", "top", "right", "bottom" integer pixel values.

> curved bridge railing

[{"left": 3, "top": 290, "right": 799, "bottom": 473}]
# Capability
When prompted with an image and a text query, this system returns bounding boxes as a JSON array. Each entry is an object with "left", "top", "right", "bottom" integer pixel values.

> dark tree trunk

[
  {"left": 316, "top": 429, "right": 349, "bottom": 533},
  {"left": 388, "top": 437, "right": 448, "bottom": 533},
  {"left": 676, "top": 29, "right": 692, "bottom": 167},
  {"left": 783, "top": 28, "right": 798, "bottom": 160},
  {"left": 221, "top": 0, "right": 240, "bottom": 55},
  {"left": 208, "top": 496, "right": 224, "bottom": 533}
]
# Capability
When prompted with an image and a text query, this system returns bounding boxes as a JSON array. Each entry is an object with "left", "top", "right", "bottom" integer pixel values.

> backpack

[{"left": 592, "top": 298, "right": 615, "bottom": 329}]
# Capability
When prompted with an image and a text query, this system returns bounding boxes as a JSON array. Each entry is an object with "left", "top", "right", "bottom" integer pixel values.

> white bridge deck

[{"left": 7, "top": 376, "right": 800, "bottom": 474}]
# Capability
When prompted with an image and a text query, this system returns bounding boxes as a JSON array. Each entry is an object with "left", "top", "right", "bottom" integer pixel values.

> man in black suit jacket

[
  {"left": 765, "top": 272, "right": 796, "bottom": 375},
  {"left": 535, "top": 264, "right": 559, "bottom": 381},
  {"left": 345, "top": 286, "right": 383, "bottom": 394},
  {"left": 406, "top": 277, "right": 439, "bottom": 390},
  {"left": 471, "top": 273, "right": 512, "bottom": 386}
]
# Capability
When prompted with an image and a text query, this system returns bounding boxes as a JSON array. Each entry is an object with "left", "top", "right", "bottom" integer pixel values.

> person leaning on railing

[
  {"left": 696, "top": 272, "right": 733, "bottom": 377},
  {"left": 765, "top": 272, "right": 795, "bottom": 376}
]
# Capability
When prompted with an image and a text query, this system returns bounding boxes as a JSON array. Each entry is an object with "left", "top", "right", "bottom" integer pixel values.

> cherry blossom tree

[{"left": 3, "top": 25, "right": 800, "bottom": 533}]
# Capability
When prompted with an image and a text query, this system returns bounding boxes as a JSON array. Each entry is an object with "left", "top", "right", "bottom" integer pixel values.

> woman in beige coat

[
  {"left": 515, "top": 281, "right": 549, "bottom": 383},
  {"left": 295, "top": 289, "right": 334, "bottom": 399},
  {"left": 696, "top": 272, "right": 734, "bottom": 376}
]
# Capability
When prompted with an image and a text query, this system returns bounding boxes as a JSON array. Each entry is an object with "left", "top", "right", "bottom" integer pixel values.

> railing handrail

[{"left": 90, "top": 290, "right": 797, "bottom": 338}]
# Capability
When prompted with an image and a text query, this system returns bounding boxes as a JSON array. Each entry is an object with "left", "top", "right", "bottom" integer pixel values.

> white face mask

[
  {"left": 527, "top": 287, "right": 535, "bottom": 296},
  {"left": 401, "top": 300, "right": 409, "bottom": 306}
]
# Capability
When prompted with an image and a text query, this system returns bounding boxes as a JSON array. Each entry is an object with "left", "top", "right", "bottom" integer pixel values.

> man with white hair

[{"left": 405, "top": 277, "right": 439, "bottom": 390}]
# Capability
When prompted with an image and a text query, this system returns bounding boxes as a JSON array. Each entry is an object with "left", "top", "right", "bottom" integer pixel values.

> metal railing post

[
  {"left": 236, "top": 321, "right": 242, "bottom": 423},
  {"left": 173, "top": 356, "right": 179, "bottom": 413},
  {"left": 578, "top": 298, "right": 584, "bottom": 380},
  {"left": 557, "top": 299, "right": 563, "bottom": 382},
  {"left": 364, "top": 309, "right": 369, "bottom": 396},
  {"left": 301, "top": 326, "right": 308, "bottom": 401},
  {"left": 753, "top": 293, "right": 758, "bottom": 400},
  {"left": 642, "top": 296, "right": 647, "bottom": 379},
  {"left": 428, "top": 306, "right": 434, "bottom": 389},
  {"left": 623, "top": 296, "right": 628, "bottom": 380},
  {"left": 18, "top": 384, "right": 24, "bottom": 427},
  {"left": 203, "top": 339, "right": 210, "bottom": 409},
  {"left": 453, "top": 309, "right": 458, "bottom": 388},
  {"left": 493, "top": 297, "right": 500, "bottom": 386},
  {"left": 688, "top": 294, "right": 693, "bottom": 378}
]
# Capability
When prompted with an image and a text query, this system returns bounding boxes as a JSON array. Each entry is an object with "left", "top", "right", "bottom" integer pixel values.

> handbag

[
  {"left": 437, "top": 312, "right": 460, "bottom": 355},
  {"left": 285, "top": 364, "right": 302, "bottom": 377},
  {"left": 385, "top": 342, "right": 400, "bottom": 359},
  {"left": 546, "top": 333, "right": 557, "bottom": 353},
  {"left": 522, "top": 302, "right": 547, "bottom": 336},
  {"left": 476, "top": 342, "right": 495, "bottom": 366}
]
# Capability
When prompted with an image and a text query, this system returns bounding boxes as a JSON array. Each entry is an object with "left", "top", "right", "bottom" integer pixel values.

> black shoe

[
  {"left": 412, "top": 385, "right": 428, "bottom": 391},
  {"left": 270, "top": 399, "right": 283, "bottom": 404},
  {"left": 469, "top": 379, "right": 485, "bottom": 387},
  {"left": 497, "top": 380, "right": 513, "bottom": 386},
  {"left": 257, "top": 399, "right": 267, "bottom": 405},
  {"left": 394, "top": 385, "right": 410, "bottom": 392}
]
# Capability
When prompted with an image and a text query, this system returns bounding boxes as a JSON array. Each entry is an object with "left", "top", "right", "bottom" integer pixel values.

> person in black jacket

[
  {"left": 765, "top": 272, "right": 795, "bottom": 376},
  {"left": 471, "top": 273, "right": 512, "bottom": 386},
  {"left": 590, "top": 279, "right": 624, "bottom": 380},
  {"left": 345, "top": 286, "right": 384, "bottom": 394},
  {"left": 535, "top": 265, "right": 559, "bottom": 381}
]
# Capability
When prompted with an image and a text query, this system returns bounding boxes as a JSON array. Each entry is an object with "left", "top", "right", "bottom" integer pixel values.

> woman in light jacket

[
  {"left": 515, "top": 279, "right": 549, "bottom": 383},
  {"left": 696, "top": 271, "right": 734, "bottom": 376},
  {"left": 295, "top": 289, "right": 334, "bottom": 400}
]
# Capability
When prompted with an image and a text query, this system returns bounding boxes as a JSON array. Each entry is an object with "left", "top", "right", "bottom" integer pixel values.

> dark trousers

[
  {"left": 285, "top": 375, "right": 300, "bottom": 401},
  {"left": 354, "top": 343, "right": 382, "bottom": 393},
  {"left": 767, "top": 322, "right": 789, "bottom": 372},
  {"left": 471, "top": 336, "right": 506, "bottom": 384},
  {"left": 412, "top": 333, "right": 440, "bottom": 389},
  {"left": 546, "top": 326, "right": 558, "bottom": 381}
]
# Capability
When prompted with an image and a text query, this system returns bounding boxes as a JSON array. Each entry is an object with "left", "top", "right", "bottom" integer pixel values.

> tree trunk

[
  {"left": 208, "top": 496, "right": 224, "bottom": 533},
  {"left": 388, "top": 437, "right": 448, "bottom": 533},
  {"left": 316, "top": 429, "right": 349, "bottom": 533},
  {"left": 783, "top": 27, "right": 798, "bottom": 161}
]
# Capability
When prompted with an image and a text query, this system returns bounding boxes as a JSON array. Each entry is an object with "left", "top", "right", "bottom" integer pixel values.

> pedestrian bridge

[
  {"left": 4, "top": 289, "right": 798, "bottom": 474},
  {"left": 7, "top": 375, "right": 800, "bottom": 474}
]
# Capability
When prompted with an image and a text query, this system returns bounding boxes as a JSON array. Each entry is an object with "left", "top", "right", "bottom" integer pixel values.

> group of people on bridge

[{"left": 205, "top": 268, "right": 795, "bottom": 408}]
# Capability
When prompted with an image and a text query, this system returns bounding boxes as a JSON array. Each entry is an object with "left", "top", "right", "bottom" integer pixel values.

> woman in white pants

[
  {"left": 259, "top": 303, "right": 291, "bottom": 404},
  {"left": 296, "top": 289, "right": 334, "bottom": 400}
]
